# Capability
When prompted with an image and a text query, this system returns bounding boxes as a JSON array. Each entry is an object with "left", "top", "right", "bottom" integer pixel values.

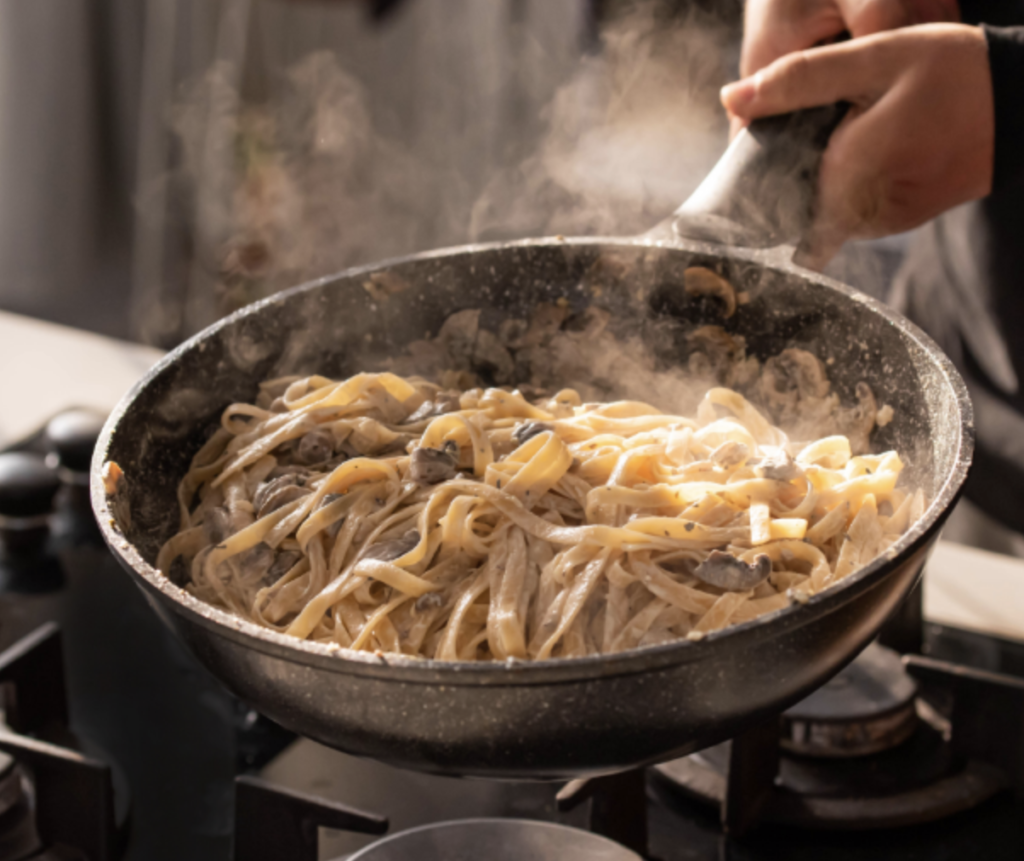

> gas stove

[{"left": 0, "top": 311, "right": 1022, "bottom": 860}]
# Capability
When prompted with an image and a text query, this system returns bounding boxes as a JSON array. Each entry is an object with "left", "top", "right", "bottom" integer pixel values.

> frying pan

[{"left": 91, "top": 107, "right": 972, "bottom": 779}]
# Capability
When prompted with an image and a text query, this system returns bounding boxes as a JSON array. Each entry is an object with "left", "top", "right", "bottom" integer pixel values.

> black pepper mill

[{"left": 0, "top": 452, "right": 62, "bottom": 591}]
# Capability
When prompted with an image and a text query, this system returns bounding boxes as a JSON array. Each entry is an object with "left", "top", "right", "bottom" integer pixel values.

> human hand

[
  {"left": 721, "top": 24, "right": 994, "bottom": 267},
  {"left": 735, "top": 0, "right": 959, "bottom": 138},
  {"left": 741, "top": 0, "right": 960, "bottom": 77}
]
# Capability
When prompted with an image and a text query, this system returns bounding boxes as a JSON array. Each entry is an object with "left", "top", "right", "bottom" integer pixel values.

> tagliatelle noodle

[{"left": 158, "top": 372, "right": 924, "bottom": 661}]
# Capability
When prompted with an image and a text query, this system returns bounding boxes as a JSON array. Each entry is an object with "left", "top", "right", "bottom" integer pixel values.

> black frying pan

[{"left": 91, "top": 108, "right": 972, "bottom": 779}]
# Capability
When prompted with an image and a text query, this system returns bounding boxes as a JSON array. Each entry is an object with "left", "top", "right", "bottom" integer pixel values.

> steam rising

[
  {"left": 470, "top": 4, "right": 735, "bottom": 240},
  {"left": 132, "top": 1, "right": 738, "bottom": 346}
]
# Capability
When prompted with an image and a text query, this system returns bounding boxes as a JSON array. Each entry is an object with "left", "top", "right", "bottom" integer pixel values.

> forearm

[{"left": 983, "top": 25, "right": 1024, "bottom": 190}]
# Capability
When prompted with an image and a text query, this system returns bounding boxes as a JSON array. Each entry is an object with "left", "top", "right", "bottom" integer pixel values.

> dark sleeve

[
  {"left": 959, "top": 0, "right": 1024, "bottom": 26},
  {"left": 982, "top": 25, "right": 1024, "bottom": 191}
]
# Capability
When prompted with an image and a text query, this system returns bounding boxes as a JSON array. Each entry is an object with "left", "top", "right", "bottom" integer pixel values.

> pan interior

[{"left": 104, "top": 239, "right": 961, "bottom": 592}]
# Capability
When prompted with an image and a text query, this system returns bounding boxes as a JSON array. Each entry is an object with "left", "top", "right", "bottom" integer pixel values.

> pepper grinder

[{"left": 0, "top": 453, "right": 61, "bottom": 557}]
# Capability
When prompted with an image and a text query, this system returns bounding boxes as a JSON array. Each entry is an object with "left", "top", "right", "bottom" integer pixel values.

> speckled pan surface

[{"left": 91, "top": 236, "right": 972, "bottom": 778}]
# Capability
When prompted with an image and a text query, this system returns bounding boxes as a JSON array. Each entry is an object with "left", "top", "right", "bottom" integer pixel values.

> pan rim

[{"left": 91, "top": 234, "right": 973, "bottom": 686}]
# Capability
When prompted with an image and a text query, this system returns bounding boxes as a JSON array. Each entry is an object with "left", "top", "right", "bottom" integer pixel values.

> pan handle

[{"left": 657, "top": 102, "right": 850, "bottom": 248}]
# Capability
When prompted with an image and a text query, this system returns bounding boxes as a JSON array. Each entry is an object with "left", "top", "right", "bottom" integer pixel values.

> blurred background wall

[{"left": 0, "top": 0, "right": 759, "bottom": 346}]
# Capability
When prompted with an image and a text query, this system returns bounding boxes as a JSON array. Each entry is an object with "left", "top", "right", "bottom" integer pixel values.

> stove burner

[
  {"left": 781, "top": 643, "right": 919, "bottom": 757},
  {"left": 652, "top": 643, "right": 1024, "bottom": 834},
  {"left": 343, "top": 819, "right": 643, "bottom": 861}
]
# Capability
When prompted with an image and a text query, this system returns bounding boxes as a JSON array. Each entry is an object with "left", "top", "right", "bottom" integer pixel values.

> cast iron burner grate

[
  {"left": 652, "top": 643, "right": 1024, "bottom": 835},
  {"left": 0, "top": 623, "right": 124, "bottom": 861},
  {"left": 233, "top": 638, "right": 1024, "bottom": 860}
]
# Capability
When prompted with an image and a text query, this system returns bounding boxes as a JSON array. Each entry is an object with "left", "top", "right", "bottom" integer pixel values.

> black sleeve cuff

[
  {"left": 983, "top": 25, "right": 1024, "bottom": 191},
  {"left": 960, "top": 1, "right": 1024, "bottom": 26}
]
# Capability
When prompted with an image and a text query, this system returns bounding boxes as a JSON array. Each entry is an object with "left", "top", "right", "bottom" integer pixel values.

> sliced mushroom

[
  {"left": 520, "top": 303, "right": 569, "bottom": 347},
  {"left": 687, "top": 326, "right": 742, "bottom": 371},
  {"left": 256, "top": 484, "right": 311, "bottom": 519},
  {"left": 267, "top": 464, "right": 311, "bottom": 482},
  {"left": 768, "top": 349, "right": 831, "bottom": 399},
  {"left": 710, "top": 441, "right": 749, "bottom": 468},
  {"left": 684, "top": 267, "right": 737, "bottom": 318},
  {"left": 438, "top": 309, "right": 481, "bottom": 364},
  {"left": 363, "top": 530, "right": 421, "bottom": 562},
  {"left": 409, "top": 443, "right": 459, "bottom": 485},
  {"left": 843, "top": 382, "right": 878, "bottom": 454},
  {"left": 295, "top": 428, "right": 335, "bottom": 465},
  {"left": 237, "top": 542, "right": 274, "bottom": 580},
  {"left": 253, "top": 473, "right": 303, "bottom": 513},
  {"left": 474, "top": 328, "right": 516, "bottom": 383},
  {"left": 513, "top": 421, "right": 554, "bottom": 445},
  {"left": 266, "top": 549, "right": 302, "bottom": 583},
  {"left": 758, "top": 448, "right": 801, "bottom": 481},
  {"left": 203, "top": 506, "right": 232, "bottom": 545},
  {"left": 405, "top": 391, "right": 462, "bottom": 423},
  {"left": 693, "top": 551, "right": 771, "bottom": 591}
]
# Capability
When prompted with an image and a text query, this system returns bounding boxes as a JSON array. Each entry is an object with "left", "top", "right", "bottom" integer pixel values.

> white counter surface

[
  {"left": 0, "top": 310, "right": 164, "bottom": 447},
  {"left": 1, "top": 308, "right": 1020, "bottom": 642}
]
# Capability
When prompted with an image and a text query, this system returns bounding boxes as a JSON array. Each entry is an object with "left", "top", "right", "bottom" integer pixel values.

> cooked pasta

[{"left": 155, "top": 369, "right": 924, "bottom": 661}]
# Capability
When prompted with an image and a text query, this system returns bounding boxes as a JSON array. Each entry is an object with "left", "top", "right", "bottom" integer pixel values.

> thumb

[{"left": 721, "top": 40, "right": 878, "bottom": 120}]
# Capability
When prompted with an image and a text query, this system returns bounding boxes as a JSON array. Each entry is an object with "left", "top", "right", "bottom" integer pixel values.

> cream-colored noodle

[{"left": 156, "top": 372, "right": 923, "bottom": 661}]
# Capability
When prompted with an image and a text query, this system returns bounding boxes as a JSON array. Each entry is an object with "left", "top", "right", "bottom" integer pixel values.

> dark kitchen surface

[{"left": 4, "top": 423, "right": 1024, "bottom": 860}]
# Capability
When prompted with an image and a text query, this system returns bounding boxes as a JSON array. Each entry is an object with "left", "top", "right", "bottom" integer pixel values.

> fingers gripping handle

[{"left": 669, "top": 103, "right": 850, "bottom": 248}]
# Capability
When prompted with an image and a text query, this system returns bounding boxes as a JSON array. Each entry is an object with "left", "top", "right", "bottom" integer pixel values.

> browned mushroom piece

[
  {"left": 497, "top": 317, "right": 529, "bottom": 347},
  {"left": 266, "top": 464, "right": 311, "bottom": 481},
  {"left": 513, "top": 421, "right": 554, "bottom": 446},
  {"left": 406, "top": 391, "right": 462, "bottom": 423},
  {"left": 256, "top": 483, "right": 311, "bottom": 519},
  {"left": 363, "top": 530, "right": 421, "bottom": 562},
  {"left": 237, "top": 542, "right": 274, "bottom": 580},
  {"left": 266, "top": 549, "right": 302, "bottom": 583},
  {"left": 203, "top": 506, "right": 232, "bottom": 545},
  {"left": 774, "top": 349, "right": 831, "bottom": 399},
  {"left": 254, "top": 473, "right": 302, "bottom": 512},
  {"left": 520, "top": 303, "right": 569, "bottom": 347},
  {"left": 438, "top": 309, "right": 481, "bottom": 363},
  {"left": 684, "top": 267, "right": 738, "bottom": 318},
  {"left": 710, "top": 440, "right": 750, "bottom": 468},
  {"left": 693, "top": 551, "right": 771, "bottom": 592},
  {"left": 473, "top": 328, "right": 516, "bottom": 384},
  {"left": 758, "top": 448, "right": 801, "bottom": 481},
  {"left": 756, "top": 349, "right": 830, "bottom": 422},
  {"left": 843, "top": 382, "right": 879, "bottom": 454},
  {"left": 687, "top": 326, "right": 743, "bottom": 379},
  {"left": 295, "top": 428, "right": 335, "bottom": 465},
  {"left": 409, "top": 443, "right": 459, "bottom": 485}
]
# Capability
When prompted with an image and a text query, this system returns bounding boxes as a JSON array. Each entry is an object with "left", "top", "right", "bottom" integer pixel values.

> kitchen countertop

[
  {"left": 0, "top": 309, "right": 163, "bottom": 447},
  {"left": 1, "top": 307, "right": 1020, "bottom": 642}
]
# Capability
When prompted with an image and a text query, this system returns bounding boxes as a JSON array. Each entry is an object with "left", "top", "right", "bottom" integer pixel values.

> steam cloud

[{"left": 132, "top": 1, "right": 740, "bottom": 346}]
